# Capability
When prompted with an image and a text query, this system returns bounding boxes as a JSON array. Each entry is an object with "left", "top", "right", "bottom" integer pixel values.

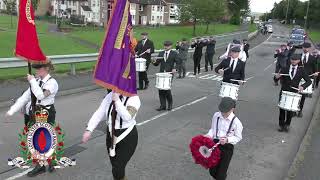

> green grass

[
  {"left": 0, "top": 62, "right": 96, "bottom": 80},
  {"left": 0, "top": 14, "right": 96, "bottom": 58},
  {"left": 71, "top": 24, "right": 240, "bottom": 49},
  {"left": 308, "top": 30, "right": 320, "bottom": 42},
  {"left": 249, "top": 23, "right": 257, "bottom": 33}
]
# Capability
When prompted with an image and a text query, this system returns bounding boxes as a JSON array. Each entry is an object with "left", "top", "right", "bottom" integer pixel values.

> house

[
  {"left": 163, "top": 0, "right": 179, "bottom": 24},
  {"left": 0, "top": 0, "right": 6, "bottom": 11}
]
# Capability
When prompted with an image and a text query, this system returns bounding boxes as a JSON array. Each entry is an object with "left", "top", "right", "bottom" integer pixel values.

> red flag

[{"left": 15, "top": 0, "right": 48, "bottom": 63}]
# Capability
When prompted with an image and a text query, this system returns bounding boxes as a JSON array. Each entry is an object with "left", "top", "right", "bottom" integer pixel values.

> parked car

[
  {"left": 288, "top": 34, "right": 305, "bottom": 48},
  {"left": 291, "top": 28, "right": 307, "bottom": 39},
  {"left": 268, "top": 19, "right": 272, "bottom": 23},
  {"left": 267, "top": 25, "right": 273, "bottom": 33}
]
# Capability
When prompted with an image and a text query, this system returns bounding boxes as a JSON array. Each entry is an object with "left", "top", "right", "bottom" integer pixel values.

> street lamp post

[
  {"left": 285, "top": 0, "right": 290, "bottom": 24},
  {"left": 304, "top": 0, "right": 310, "bottom": 29}
]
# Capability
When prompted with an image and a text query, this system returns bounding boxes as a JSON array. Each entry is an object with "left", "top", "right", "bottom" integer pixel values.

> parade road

[{"left": 0, "top": 23, "right": 318, "bottom": 180}]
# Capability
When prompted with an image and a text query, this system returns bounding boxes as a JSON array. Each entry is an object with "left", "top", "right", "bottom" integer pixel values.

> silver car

[{"left": 288, "top": 34, "right": 305, "bottom": 48}]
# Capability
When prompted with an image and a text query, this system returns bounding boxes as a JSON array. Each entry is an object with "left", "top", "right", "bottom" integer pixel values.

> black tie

[
  {"left": 230, "top": 60, "right": 235, "bottom": 72},
  {"left": 39, "top": 80, "right": 43, "bottom": 87},
  {"left": 303, "top": 55, "right": 307, "bottom": 64},
  {"left": 165, "top": 52, "right": 168, "bottom": 60},
  {"left": 291, "top": 66, "right": 295, "bottom": 78}
]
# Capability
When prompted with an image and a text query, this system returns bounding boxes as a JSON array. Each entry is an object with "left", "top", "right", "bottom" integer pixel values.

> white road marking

[
  {"left": 264, "top": 63, "right": 274, "bottom": 71},
  {"left": 199, "top": 74, "right": 216, "bottom": 79},
  {"left": 245, "top": 76, "right": 255, "bottom": 81},
  {"left": 5, "top": 169, "right": 32, "bottom": 180},
  {"left": 212, "top": 76, "right": 223, "bottom": 81},
  {"left": 136, "top": 96, "right": 207, "bottom": 126},
  {"left": 249, "top": 34, "right": 273, "bottom": 52}
]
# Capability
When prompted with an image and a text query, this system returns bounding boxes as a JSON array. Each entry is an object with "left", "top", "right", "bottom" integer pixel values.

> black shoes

[
  {"left": 278, "top": 126, "right": 289, "bottom": 132},
  {"left": 137, "top": 87, "right": 143, "bottom": 90},
  {"left": 27, "top": 164, "right": 46, "bottom": 177},
  {"left": 278, "top": 126, "right": 285, "bottom": 132},
  {"left": 156, "top": 107, "right": 166, "bottom": 111},
  {"left": 144, "top": 84, "right": 149, "bottom": 90},
  {"left": 167, "top": 105, "right": 172, "bottom": 111},
  {"left": 298, "top": 111, "right": 303, "bottom": 118}
]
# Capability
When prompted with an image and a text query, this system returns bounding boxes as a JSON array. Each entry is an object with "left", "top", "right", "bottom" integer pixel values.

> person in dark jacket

[
  {"left": 191, "top": 38, "right": 206, "bottom": 75},
  {"left": 242, "top": 39, "right": 250, "bottom": 60},
  {"left": 153, "top": 41, "right": 177, "bottom": 111},
  {"left": 205, "top": 37, "right": 216, "bottom": 72},
  {"left": 135, "top": 32, "right": 155, "bottom": 90},
  {"left": 274, "top": 54, "right": 312, "bottom": 132},
  {"left": 215, "top": 46, "right": 246, "bottom": 85},
  {"left": 176, "top": 38, "right": 190, "bottom": 78},
  {"left": 273, "top": 44, "right": 290, "bottom": 86},
  {"left": 312, "top": 49, "right": 320, "bottom": 88},
  {"left": 287, "top": 42, "right": 296, "bottom": 59}
]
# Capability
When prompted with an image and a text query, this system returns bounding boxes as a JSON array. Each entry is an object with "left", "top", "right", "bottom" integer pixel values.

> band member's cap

[
  {"left": 31, "top": 61, "right": 51, "bottom": 69},
  {"left": 141, "top": 32, "right": 148, "bottom": 35},
  {"left": 164, "top": 41, "right": 173, "bottom": 46},
  {"left": 290, "top": 54, "right": 302, "bottom": 60},
  {"left": 230, "top": 46, "right": 241, "bottom": 52},
  {"left": 218, "top": 97, "right": 236, "bottom": 113},
  {"left": 302, "top": 42, "right": 311, "bottom": 48},
  {"left": 232, "top": 39, "right": 241, "bottom": 44}
]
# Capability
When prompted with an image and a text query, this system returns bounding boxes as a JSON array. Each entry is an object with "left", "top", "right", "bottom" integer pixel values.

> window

[
  {"left": 152, "top": 5, "right": 155, "bottom": 11},
  {"left": 170, "top": 5, "right": 174, "bottom": 9},
  {"left": 152, "top": 16, "right": 154, "bottom": 21},
  {"left": 72, "top": 10, "right": 76, "bottom": 14},
  {"left": 157, "top": 6, "right": 160, "bottom": 11},
  {"left": 157, "top": 16, "right": 159, "bottom": 20},
  {"left": 139, "top": 5, "right": 143, "bottom": 11},
  {"left": 160, "top": 16, "right": 163, "bottom": 20},
  {"left": 72, "top": 1, "right": 74, "bottom": 6}
]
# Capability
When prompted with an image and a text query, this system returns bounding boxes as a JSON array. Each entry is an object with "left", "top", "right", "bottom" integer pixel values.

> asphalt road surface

[{"left": 0, "top": 23, "right": 318, "bottom": 180}]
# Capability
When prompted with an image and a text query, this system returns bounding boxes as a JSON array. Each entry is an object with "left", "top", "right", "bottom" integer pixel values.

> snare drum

[
  {"left": 135, "top": 58, "right": 147, "bottom": 72},
  {"left": 219, "top": 82, "right": 240, "bottom": 100},
  {"left": 299, "top": 79, "right": 314, "bottom": 94},
  {"left": 278, "top": 91, "right": 302, "bottom": 112},
  {"left": 155, "top": 73, "right": 172, "bottom": 90}
]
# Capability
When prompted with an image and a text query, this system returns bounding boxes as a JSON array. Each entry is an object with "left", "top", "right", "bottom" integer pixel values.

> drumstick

[
  {"left": 272, "top": 73, "right": 290, "bottom": 76},
  {"left": 223, "top": 67, "right": 230, "bottom": 71},
  {"left": 230, "top": 79, "right": 247, "bottom": 83},
  {"left": 138, "top": 49, "right": 150, "bottom": 57},
  {"left": 291, "top": 86, "right": 300, "bottom": 91}
]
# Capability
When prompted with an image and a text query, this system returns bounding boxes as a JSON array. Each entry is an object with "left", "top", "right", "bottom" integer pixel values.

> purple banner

[{"left": 94, "top": 0, "right": 137, "bottom": 96}]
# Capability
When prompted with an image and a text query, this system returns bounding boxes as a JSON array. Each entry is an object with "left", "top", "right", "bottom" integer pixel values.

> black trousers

[
  {"left": 24, "top": 105, "right": 56, "bottom": 126},
  {"left": 315, "top": 75, "right": 320, "bottom": 87},
  {"left": 209, "top": 143, "right": 234, "bottom": 180},
  {"left": 177, "top": 60, "right": 186, "bottom": 77},
  {"left": 205, "top": 53, "right": 214, "bottom": 71},
  {"left": 158, "top": 90, "right": 173, "bottom": 108},
  {"left": 138, "top": 62, "right": 150, "bottom": 88},
  {"left": 193, "top": 55, "right": 202, "bottom": 74},
  {"left": 279, "top": 109, "right": 294, "bottom": 127},
  {"left": 299, "top": 94, "right": 306, "bottom": 112},
  {"left": 106, "top": 126, "right": 138, "bottom": 180}
]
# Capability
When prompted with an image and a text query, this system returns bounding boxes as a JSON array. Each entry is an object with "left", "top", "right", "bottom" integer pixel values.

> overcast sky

[{"left": 250, "top": 0, "right": 282, "bottom": 13}]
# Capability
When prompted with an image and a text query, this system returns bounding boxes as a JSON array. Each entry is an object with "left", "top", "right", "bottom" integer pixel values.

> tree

[
  {"left": 228, "top": 0, "right": 250, "bottom": 25},
  {"left": 200, "top": 0, "right": 226, "bottom": 33},
  {"left": 3, "top": 0, "right": 16, "bottom": 28}
]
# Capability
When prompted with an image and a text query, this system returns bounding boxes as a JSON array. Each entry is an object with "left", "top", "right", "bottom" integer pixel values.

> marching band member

[
  {"left": 153, "top": 41, "right": 177, "bottom": 111},
  {"left": 215, "top": 46, "right": 245, "bottom": 85},
  {"left": 273, "top": 44, "right": 290, "bottom": 86},
  {"left": 312, "top": 49, "right": 320, "bottom": 88},
  {"left": 205, "top": 37, "right": 216, "bottom": 72},
  {"left": 191, "top": 38, "right": 206, "bottom": 75},
  {"left": 82, "top": 91, "right": 141, "bottom": 180},
  {"left": 298, "top": 42, "right": 317, "bottom": 117},
  {"left": 135, "top": 32, "right": 155, "bottom": 90},
  {"left": 176, "top": 38, "right": 190, "bottom": 78},
  {"left": 5, "top": 61, "right": 58, "bottom": 177},
  {"left": 242, "top": 39, "right": 250, "bottom": 60},
  {"left": 287, "top": 42, "right": 296, "bottom": 59},
  {"left": 205, "top": 97, "right": 243, "bottom": 180},
  {"left": 275, "top": 54, "right": 312, "bottom": 132},
  {"left": 219, "top": 39, "right": 240, "bottom": 61}
]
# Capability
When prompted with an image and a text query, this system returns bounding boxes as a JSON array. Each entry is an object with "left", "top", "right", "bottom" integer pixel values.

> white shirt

[
  {"left": 229, "top": 58, "right": 238, "bottom": 72},
  {"left": 206, "top": 112, "right": 243, "bottom": 145},
  {"left": 143, "top": 39, "right": 147, "bottom": 46},
  {"left": 164, "top": 50, "right": 171, "bottom": 62},
  {"left": 7, "top": 74, "right": 58, "bottom": 116},
  {"left": 302, "top": 52, "right": 310, "bottom": 64},
  {"left": 86, "top": 92, "right": 141, "bottom": 132},
  {"left": 289, "top": 64, "right": 298, "bottom": 79}
]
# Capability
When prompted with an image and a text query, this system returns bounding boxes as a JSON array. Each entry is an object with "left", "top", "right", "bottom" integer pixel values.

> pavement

[{"left": 0, "top": 23, "right": 318, "bottom": 180}]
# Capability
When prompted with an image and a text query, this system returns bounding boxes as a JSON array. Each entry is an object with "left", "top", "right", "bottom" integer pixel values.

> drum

[
  {"left": 219, "top": 82, "right": 240, "bottom": 100},
  {"left": 155, "top": 73, "right": 172, "bottom": 90},
  {"left": 135, "top": 58, "right": 147, "bottom": 72},
  {"left": 278, "top": 91, "right": 302, "bottom": 112},
  {"left": 299, "top": 79, "right": 314, "bottom": 94}
]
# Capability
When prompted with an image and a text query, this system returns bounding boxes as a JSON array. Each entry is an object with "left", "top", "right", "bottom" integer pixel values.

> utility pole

[
  {"left": 285, "top": 0, "right": 290, "bottom": 24},
  {"left": 304, "top": 0, "right": 310, "bottom": 30}
]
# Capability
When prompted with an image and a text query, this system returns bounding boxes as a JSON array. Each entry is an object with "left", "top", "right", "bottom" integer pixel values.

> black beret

[
  {"left": 230, "top": 45, "right": 241, "bottom": 52},
  {"left": 302, "top": 42, "right": 311, "bottom": 48},
  {"left": 290, "top": 54, "right": 302, "bottom": 60},
  {"left": 164, "top": 41, "right": 173, "bottom": 46},
  {"left": 219, "top": 97, "right": 236, "bottom": 113},
  {"left": 232, "top": 39, "right": 241, "bottom": 44}
]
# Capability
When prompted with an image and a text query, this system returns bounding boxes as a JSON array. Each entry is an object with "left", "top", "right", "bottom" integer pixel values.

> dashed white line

[
  {"left": 5, "top": 169, "right": 32, "bottom": 180},
  {"left": 264, "top": 63, "right": 274, "bottom": 71},
  {"left": 136, "top": 96, "right": 207, "bottom": 126}
]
